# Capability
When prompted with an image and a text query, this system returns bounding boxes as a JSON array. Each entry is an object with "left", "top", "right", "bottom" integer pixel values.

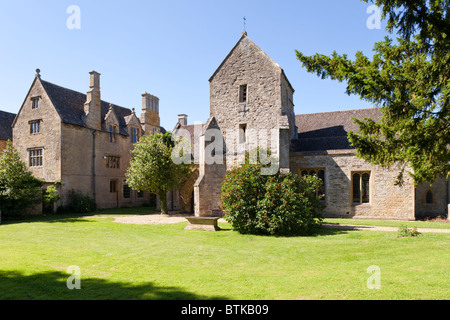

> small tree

[
  {"left": 125, "top": 132, "right": 192, "bottom": 215},
  {"left": 0, "top": 141, "right": 43, "bottom": 218}
]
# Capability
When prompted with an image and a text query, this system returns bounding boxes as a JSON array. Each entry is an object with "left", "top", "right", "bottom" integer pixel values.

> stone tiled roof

[
  {"left": 292, "top": 108, "right": 382, "bottom": 152},
  {"left": 40, "top": 79, "right": 133, "bottom": 136},
  {"left": 0, "top": 110, "right": 16, "bottom": 141}
]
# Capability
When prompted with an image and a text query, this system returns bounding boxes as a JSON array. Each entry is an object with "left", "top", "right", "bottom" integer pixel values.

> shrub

[
  {"left": 44, "top": 185, "right": 61, "bottom": 206},
  {"left": 220, "top": 152, "right": 324, "bottom": 236},
  {"left": 397, "top": 225, "right": 421, "bottom": 238},
  {"left": 57, "top": 190, "right": 96, "bottom": 214},
  {"left": 0, "top": 141, "right": 43, "bottom": 219}
]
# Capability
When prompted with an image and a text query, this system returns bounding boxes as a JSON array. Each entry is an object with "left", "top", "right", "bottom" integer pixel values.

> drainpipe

[{"left": 92, "top": 130, "right": 97, "bottom": 205}]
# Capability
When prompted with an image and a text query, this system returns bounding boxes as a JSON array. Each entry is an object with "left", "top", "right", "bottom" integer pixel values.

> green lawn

[{"left": 0, "top": 207, "right": 448, "bottom": 300}]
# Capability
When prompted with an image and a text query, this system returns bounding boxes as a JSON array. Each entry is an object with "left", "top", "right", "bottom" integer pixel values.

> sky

[{"left": 0, "top": 0, "right": 388, "bottom": 131}]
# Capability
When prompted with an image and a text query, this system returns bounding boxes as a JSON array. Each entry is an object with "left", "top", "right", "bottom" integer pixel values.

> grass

[
  {"left": 0, "top": 207, "right": 449, "bottom": 300},
  {"left": 323, "top": 217, "right": 450, "bottom": 229}
]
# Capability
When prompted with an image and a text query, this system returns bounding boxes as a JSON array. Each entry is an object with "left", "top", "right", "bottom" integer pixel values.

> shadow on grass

[
  {"left": 1, "top": 206, "right": 159, "bottom": 225},
  {"left": 0, "top": 270, "right": 227, "bottom": 300}
]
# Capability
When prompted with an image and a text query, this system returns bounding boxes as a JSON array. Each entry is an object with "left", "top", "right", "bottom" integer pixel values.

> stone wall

[
  {"left": 12, "top": 78, "right": 62, "bottom": 184},
  {"left": 60, "top": 122, "right": 150, "bottom": 209},
  {"left": 290, "top": 151, "right": 416, "bottom": 220},
  {"left": 0, "top": 139, "right": 6, "bottom": 153},
  {"left": 195, "top": 33, "right": 294, "bottom": 216},
  {"left": 415, "top": 177, "right": 448, "bottom": 219}
]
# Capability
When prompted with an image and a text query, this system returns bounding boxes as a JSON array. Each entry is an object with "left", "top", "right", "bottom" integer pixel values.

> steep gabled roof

[
  {"left": 208, "top": 32, "right": 294, "bottom": 92},
  {"left": 292, "top": 108, "right": 383, "bottom": 152},
  {"left": 0, "top": 110, "right": 16, "bottom": 141},
  {"left": 40, "top": 79, "right": 132, "bottom": 135}
]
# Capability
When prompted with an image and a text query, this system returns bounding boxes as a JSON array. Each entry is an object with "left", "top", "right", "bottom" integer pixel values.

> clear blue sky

[{"left": 0, "top": 0, "right": 387, "bottom": 131}]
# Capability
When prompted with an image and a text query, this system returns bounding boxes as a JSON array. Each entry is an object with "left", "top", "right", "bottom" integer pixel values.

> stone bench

[{"left": 185, "top": 216, "right": 220, "bottom": 231}]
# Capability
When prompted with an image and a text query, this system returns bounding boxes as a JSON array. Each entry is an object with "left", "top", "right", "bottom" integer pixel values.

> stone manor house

[{"left": 0, "top": 32, "right": 448, "bottom": 220}]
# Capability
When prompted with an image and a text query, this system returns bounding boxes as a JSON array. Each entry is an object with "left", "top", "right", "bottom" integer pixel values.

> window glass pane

[
  {"left": 426, "top": 191, "right": 433, "bottom": 204},
  {"left": 352, "top": 173, "right": 361, "bottom": 203},
  {"left": 301, "top": 170, "right": 308, "bottom": 176},
  {"left": 362, "top": 173, "right": 370, "bottom": 203},
  {"left": 123, "top": 183, "right": 131, "bottom": 198}
]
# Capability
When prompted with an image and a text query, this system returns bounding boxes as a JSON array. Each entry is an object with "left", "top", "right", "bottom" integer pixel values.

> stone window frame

[
  {"left": 109, "top": 180, "right": 118, "bottom": 193},
  {"left": 130, "top": 127, "right": 140, "bottom": 143},
  {"left": 123, "top": 181, "right": 131, "bottom": 199},
  {"left": 31, "top": 96, "right": 41, "bottom": 109},
  {"left": 105, "top": 155, "right": 120, "bottom": 169},
  {"left": 239, "top": 123, "right": 247, "bottom": 144},
  {"left": 239, "top": 84, "right": 248, "bottom": 103},
  {"left": 108, "top": 124, "right": 117, "bottom": 143},
  {"left": 29, "top": 119, "right": 42, "bottom": 134},
  {"left": 351, "top": 171, "right": 371, "bottom": 205},
  {"left": 300, "top": 168, "right": 326, "bottom": 201},
  {"left": 28, "top": 147, "right": 43, "bottom": 167}
]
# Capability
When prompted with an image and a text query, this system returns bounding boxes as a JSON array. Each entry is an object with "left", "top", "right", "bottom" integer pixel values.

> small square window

[
  {"left": 29, "top": 148, "right": 43, "bottom": 167},
  {"left": 30, "top": 120, "right": 41, "bottom": 134},
  {"left": 106, "top": 155, "right": 120, "bottom": 169}
]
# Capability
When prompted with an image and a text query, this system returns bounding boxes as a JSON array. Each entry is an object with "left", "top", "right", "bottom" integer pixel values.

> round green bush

[{"left": 220, "top": 153, "right": 324, "bottom": 236}]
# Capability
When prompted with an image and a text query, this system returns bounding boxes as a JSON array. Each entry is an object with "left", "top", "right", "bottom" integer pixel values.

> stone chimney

[
  {"left": 178, "top": 114, "right": 188, "bottom": 126},
  {"left": 140, "top": 92, "right": 160, "bottom": 135},
  {"left": 84, "top": 71, "right": 102, "bottom": 130}
]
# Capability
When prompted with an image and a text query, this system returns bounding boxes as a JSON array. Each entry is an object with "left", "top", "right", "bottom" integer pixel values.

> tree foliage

[
  {"left": 0, "top": 140, "right": 43, "bottom": 218},
  {"left": 296, "top": 0, "right": 449, "bottom": 185},
  {"left": 125, "top": 132, "right": 193, "bottom": 215},
  {"left": 220, "top": 152, "right": 324, "bottom": 236}
]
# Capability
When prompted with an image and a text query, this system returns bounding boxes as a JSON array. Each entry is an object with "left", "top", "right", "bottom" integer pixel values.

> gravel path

[
  {"left": 113, "top": 213, "right": 190, "bottom": 225},
  {"left": 112, "top": 214, "right": 450, "bottom": 233},
  {"left": 322, "top": 223, "right": 450, "bottom": 233}
]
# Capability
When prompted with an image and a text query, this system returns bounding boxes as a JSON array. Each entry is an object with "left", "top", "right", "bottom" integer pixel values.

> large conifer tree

[{"left": 296, "top": 0, "right": 449, "bottom": 185}]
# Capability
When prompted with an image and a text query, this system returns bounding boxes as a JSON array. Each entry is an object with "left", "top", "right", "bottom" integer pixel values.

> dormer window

[
  {"left": 31, "top": 97, "right": 40, "bottom": 109},
  {"left": 130, "top": 127, "right": 139, "bottom": 143},
  {"left": 109, "top": 124, "right": 117, "bottom": 143}
]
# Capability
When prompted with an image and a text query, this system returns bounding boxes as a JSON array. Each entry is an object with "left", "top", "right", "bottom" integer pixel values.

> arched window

[
  {"left": 426, "top": 190, "right": 433, "bottom": 204},
  {"left": 352, "top": 172, "right": 371, "bottom": 204}
]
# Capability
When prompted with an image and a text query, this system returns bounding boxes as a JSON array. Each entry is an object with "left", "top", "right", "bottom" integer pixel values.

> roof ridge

[
  {"left": 41, "top": 79, "right": 131, "bottom": 112},
  {"left": 296, "top": 107, "right": 381, "bottom": 117}
]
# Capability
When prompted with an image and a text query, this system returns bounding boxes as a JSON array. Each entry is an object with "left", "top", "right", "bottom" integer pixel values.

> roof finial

[
  {"left": 35, "top": 68, "right": 41, "bottom": 78},
  {"left": 243, "top": 16, "right": 247, "bottom": 35}
]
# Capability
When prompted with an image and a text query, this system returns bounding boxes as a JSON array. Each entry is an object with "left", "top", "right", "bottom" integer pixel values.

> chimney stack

[
  {"left": 84, "top": 71, "right": 102, "bottom": 130},
  {"left": 140, "top": 92, "right": 160, "bottom": 135},
  {"left": 178, "top": 114, "right": 188, "bottom": 126}
]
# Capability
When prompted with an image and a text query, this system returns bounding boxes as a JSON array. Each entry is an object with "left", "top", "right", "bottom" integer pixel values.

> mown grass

[{"left": 0, "top": 207, "right": 448, "bottom": 300}]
